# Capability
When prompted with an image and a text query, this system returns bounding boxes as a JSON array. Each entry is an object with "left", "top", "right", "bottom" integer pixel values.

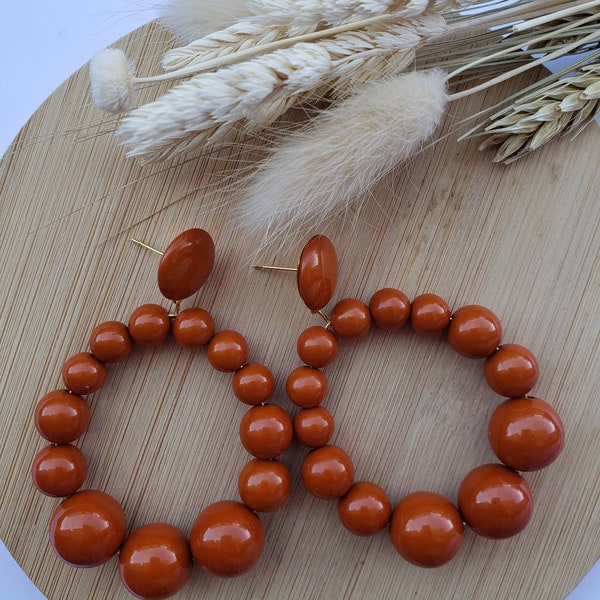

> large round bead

[
  {"left": 62, "top": 352, "right": 107, "bottom": 395},
  {"left": 297, "top": 235, "right": 338, "bottom": 311},
  {"left": 301, "top": 445, "right": 354, "bottom": 499},
  {"left": 34, "top": 390, "right": 90, "bottom": 444},
  {"left": 338, "top": 481, "right": 391, "bottom": 536},
  {"left": 447, "top": 305, "right": 502, "bottom": 358},
  {"left": 89, "top": 321, "right": 133, "bottom": 363},
  {"left": 31, "top": 444, "right": 87, "bottom": 497},
  {"left": 239, "top": 404, "right": 293, "bottom": 459},
  {"left": 297, "top": 326, "right": 338, "bottom": 368},
  {"left": 484, "top": 344, "right": 539, "bottom": 397},
  {"left": 237, "top": 459, "right": 292, "bottom": 512}
]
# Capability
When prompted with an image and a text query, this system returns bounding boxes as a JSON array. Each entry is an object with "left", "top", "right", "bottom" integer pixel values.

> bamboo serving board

[{"left": 1, "top": 21, "right": 598, "bottom": 600}]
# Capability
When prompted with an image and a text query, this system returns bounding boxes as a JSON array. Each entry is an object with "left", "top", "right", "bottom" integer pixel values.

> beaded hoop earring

[
  {"left": 256, "top": 235, "right": 564, "bottom": 568},
  {"left": 31, "top": 229, "right": 293, "bottom": 599}
]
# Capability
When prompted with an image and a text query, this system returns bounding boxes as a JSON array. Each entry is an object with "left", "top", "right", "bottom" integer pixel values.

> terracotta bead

[
  {"left": 448, "top": 305, "right": 502, "bottom": 359},
  {"left": 297, "top": 235, "right": 338, "bottom": 311},
  {"left": 89, "top": 321, "right": 133, "bottom": 363},
  {"left": 232, "top": 363, "right": 275, "bottom": 405},
  {"left": 297, "top": 326, "right": 339, "bottom": 368},
  {"left": 128, "top": 304, "right": 171, "bottom": 345},
  {"left": 390, "top": 491, "right": 464, "bottom": 567},
  {"left": 301, "top": 445, "right": 354, "bottom": 500},
  {"left": 62, "top": 352, "right": 107, "bottom": 395},
  {"left": 410, "top": 293, "right": 451, "bottom": 334},
  {"left": 331, "top": 298, "right": 372, "bottom": 338},
  {"left": 369, "top": 288, "right": 410, "bottom": 328},
  {"left": 338, "top": 481, "right": 392, "bottom": 536},
  {"left": 31, "top": 444, "right": 87, "bottom": 497},
  {"left": 458, "top": 463, "right": 533, "bottom": 539},
  {"left": 172, "top": 307, "right": 215, "bottom": 348},
  {"left": 238, "top": 459, "right": 292, "bottom": 512},
  {"left": 34, "top": 390, "right": 90, "bottom": 444},
  {"left": 119, "top": 523, "right": 193, "bottom": 600},
  {"left": 488, "top": 397, "right": 565, "bottom": 471},
  {"left": 157, "top": 228, "right": 215, "bottom": 302},
  {"left": 207, "top": 330, "right": 248, "bottom": 372},
  {"left": 294, "top": 406, "right": 334, "bottom": 447},
  {"left": 49, "top": 489, "right": 127, "bottom": 567},
  {"left": 286, "top": 366, "right": 328, "bottom": 408},
  {"left": 484, "top": 344, "right": 539, "bottom": 397},
  {"left": 190, "top": 501, "right": 264, "bottom": 577},
  {"left": 239, "top": 404, "right": 293, "bottom": 459}
]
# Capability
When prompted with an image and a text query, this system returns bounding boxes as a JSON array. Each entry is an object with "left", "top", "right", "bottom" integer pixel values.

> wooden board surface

[{"left": 1, "top": 21, "right": 598, "bottom": 600}]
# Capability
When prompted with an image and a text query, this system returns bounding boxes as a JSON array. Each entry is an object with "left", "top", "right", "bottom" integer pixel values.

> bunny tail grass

[{"left": 89, "top": 48, "right": 136, "bottom": 113}]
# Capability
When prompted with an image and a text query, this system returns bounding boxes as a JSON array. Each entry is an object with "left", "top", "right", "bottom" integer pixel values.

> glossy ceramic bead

[
  {"left": 448, "top": 305, "right": 502, "bottom": 358},
  {"left": 34, "top": 390, "right": 90, "bottom": 444},
  {"left": 390, "top": 491, "right": 464, "bottom": 567},
  {"left": 410, "top": 294, "right": 451, "bottom": 334},
  {"left": 49, "top": 489, "right": 127, "bottom": 567},
  {"left": 484, "top": 344, "right": 539, "bottom": 397},
  {"left": 458, "top": 463, "right": 533, "bottom": 539},
  {"left": 369, "top": 288, "right": 410, "bottom": 328},
  {"left": 62, "top": 352, "right": 107, "bottom": 395},
  {"left": 128, "top": 304, "right": 171, "bottom": 345},
  {"left": 285, "top": 366, "right": 328, "bottom": 408},
  {"left": 172, "top": 307, "right": 215, "bottom": 348},
  {"left": 157, "top": 228, "right": 215, "bottom": 301},
  {"left": 232, "top": 363, "right": 275, "bottom": 405},
  {"left": 239, "top": 404, "right": 293, "bottom": 459},
  {"left": 338, "top": 481, "right": 392, "bottom": 536},
  {"left": 331, "top": 298, "right": 372, "bottom": 338},
  {"left": 207, "top": 330, "right": 248, "bottom": 372},
  {"left": 238, "top": 459, "right": 292, "bottom": 512},
  {"left": 89, "top": 321, "right": 133, "bottom": 363},
  {"left": 301, "top": 445, "right": 354, "bottom": 499},
  {"left": 488, "top": 397, "right": 565, "bottom": 471},
  {"left": 297, "top": 326, "right": 339, "bottom": 368},
  {"left": 118, "top": 523, "right": 193, "bottom": 600},
  {"left": 294, "top": 406, "right": 334, "bottom": 447},
  {"left": 31, "top": 444, "right": 87, "bottom": 497},
  {"left": 297, "top": 235, "right": 338, "bottom": 311},
  {"left": 190, "top": 501, "right": 264, "bottom": 577}
]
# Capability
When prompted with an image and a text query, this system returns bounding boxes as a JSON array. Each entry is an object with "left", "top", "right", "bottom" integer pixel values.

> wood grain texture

[{"left": 1, "top": 21, "right": 598, "bottom": 600}]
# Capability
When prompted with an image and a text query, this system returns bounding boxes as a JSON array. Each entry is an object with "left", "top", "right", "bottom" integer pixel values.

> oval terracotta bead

[
  {"left": 238, "top": 459, "right": 292, "bottom": 512},
  {"left": 294, "top": 406, "right": 335, "bottom": 447},
  {"left": 390, "top": 491, "right": 464, "bottom": 567},
  {"left": 484, "top": 344, "right": 539, "bottom": 397},
  {"left": 297, "top": 235, "right": 338, "bottom": 311},
  {"left": 157, "top": 228, "right": 215, "bottom": 301},
  {"left": 297, "top": 326, "right": 339, "bottom": 368},
  {"left": 410, "top": 293, "right": 451, "bottom": 334},
  {"left": 118, "top": 523, "right": 193, "bottom": 600},
  {"left": 49, "top": 489, "right": 127, "bottom": 567},
  {"left": 172, "top": 307, "right": 215, "bottom": 348},
  {"left": 448, "top": 305, "right": 502, "bottom": 358},
  {"left": 207, "top": 330, "right": 248, "bottom": 372},
  {"left": 301, "top": 445, "right": 354, "bottom": 500},
  {"left": 190, "top": 500, "right": 264, "bottom": 577},
  {"left": 31, "top": 444, "right": 87, "bottom": 497},
  {"left": 232, "top": 363, "right": 275, "bottom": 405},
  {"left": 331, "top": 298, "right": 372, "bottom": 338},
  {"left": 34, "top": 390, "right": 90, "bottom": 444},
  {"left": 62, "top": 352, "right": 107, "bottom": 395},
  {"left": 369, "top": 288, "right": 410, "bottom": 329},
  {"left": 458, "top": 463, "right": 533, "bottom": 539},
  {"left": 488, "top": 397, "right": 565, "bottom": 471},
  {"left": 286, "top": 366, "right": 328, "bottom": 408},
  {"left": 338, "top": 481, "right": 392, "bottom": 536},
  {"left": 239, "top": 404, "right": 293, "bottom": 459},
  {"left": 89, "top": 321, "right": 132, "bottom": 363}
]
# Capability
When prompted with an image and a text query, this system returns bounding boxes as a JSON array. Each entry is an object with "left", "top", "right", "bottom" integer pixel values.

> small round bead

[
  {"left": 338, "top": 481, "right": 392, "bottom": 536},
  {"left": 190, "top": 500, "right": 264, "bottom": 577},
  {"left": 410, "top": 293, "right": 451, "bottom": 334},
  {"left": 297, "top": 235, "right": 338, "bottom": 311},
  {"left": 172, "top": 307, "right": 215, "bottom": 348},
  {"left": 294, "top": 406, "right": 334, "bottom": 447},
  {"left": 390, "top": 492, "right": 464, "bottom": 567},
  {"left": 369, "top": 288, "right": 410, "bottom": 328},
  {"left": 89, "top": 321, "right": 133, "bottom": 363},
  {"left": 232, "top": 363, "right": 275, "bottom": 405},
  {"left": 301, "top": 445, "right": 354, "bottom": 500},
  {"left": 128, "top": 304, "right": 171, "bottom": 345},
  {"left": 239, "top": 404, "right": 293, "bottom": 459},
  {"left": 238, "top": 459, "right": 292, "bottom": 512},
  {"left": 488, "top": 397, "right": 565, "bottom": 471},
  {"left": 297, "top": 326, "right": 339, "bottom": 368},
  {"left": 458, "top": 463, "right": 533, "bottom": 539},
  {"left": 118, "top": 523, "right": 193, "bottom": 600},
  {"left": 49, "top": 489, "right": 127, "bottom": 567},
  {"left": 484, "top": 344, "right": 539, "bottom": 397},
  {"left": 286, "top": 366, "right": 328, "bottom": 408},
  {"left": 31, "top": 444, "right": 87, "bottom": 497},
  {"left": 207, "top": 330, "right": 249, "bottom": 372},
  {"left": 62, "top": 352, "right": 107, "bottom": 395},
  {"left": 330, "top": 298, "right": 372, "bottom": 338},
  {"left": 34, "top": 390, "right": 90, "bottom": 444},
  {"left": 447, "top": 305, "right": 502, "bottom": 358}
]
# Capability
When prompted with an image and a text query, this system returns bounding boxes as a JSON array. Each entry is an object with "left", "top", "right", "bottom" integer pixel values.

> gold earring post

[
  {"left": 252, "top": 265, "right": 297, "bottom": 272},
  {"left": 131, "top": 238, "right": 164, "bottom": 256}
]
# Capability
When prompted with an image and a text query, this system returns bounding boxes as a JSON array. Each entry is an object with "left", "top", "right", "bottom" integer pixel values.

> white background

[{"left": 0, "top": 2, "right": 598, "bottom": 598}]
